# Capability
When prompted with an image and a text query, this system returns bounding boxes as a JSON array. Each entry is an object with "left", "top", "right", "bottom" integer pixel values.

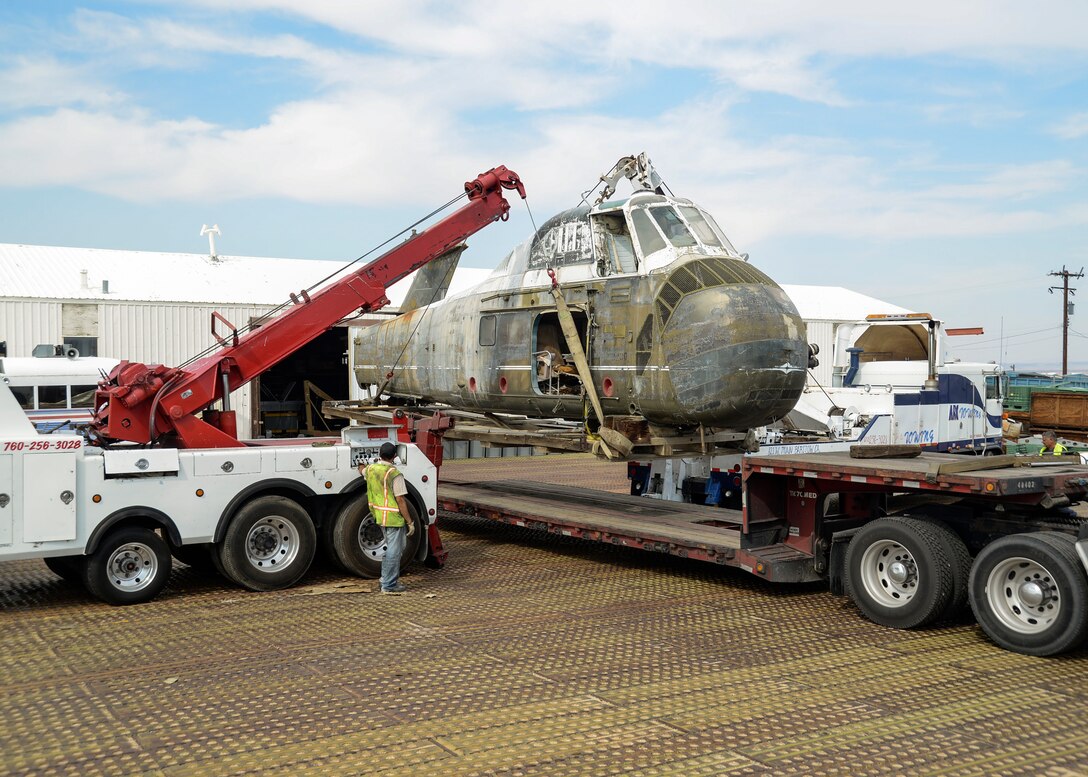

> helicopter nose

[{"left": 655, "top": 262, "right": 808, "bottom": 427}]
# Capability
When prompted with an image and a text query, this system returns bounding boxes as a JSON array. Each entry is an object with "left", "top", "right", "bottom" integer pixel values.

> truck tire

[
  {"left": 44, "top": 556, "right": 85, "bottom": 584},
  {"left": 330, "top": 495, "right": 423, "bottom": 579},
  {"left": 968, "top": 531, "right": 1088, "bottom": 656},
  {"left": 82, "top": 527, "right": 172, "bottom": 605},
  {"left": 845, "top": 517, "right": 955, "bottom": 629},
  {"left": 218, "top": 496, "right": 316, "bottom": 592}
]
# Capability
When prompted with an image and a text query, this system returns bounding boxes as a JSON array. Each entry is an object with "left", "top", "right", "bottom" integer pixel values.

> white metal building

[{"left": 0, "top": 242, "right": 363, "bottom": 436}]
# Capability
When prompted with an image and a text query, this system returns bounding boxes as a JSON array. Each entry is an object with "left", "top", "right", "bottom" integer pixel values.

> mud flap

[
  {"left": 423, "top": 523, "right": 448, "bottom": 568},
  {"left": 828, "top": 527, "right": 861, "bottom": 596}
]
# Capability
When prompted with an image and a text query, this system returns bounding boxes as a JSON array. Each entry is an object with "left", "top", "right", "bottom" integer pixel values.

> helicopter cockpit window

[
  {"left": 630, "top": 208, "right": 667, "bottom": 256},
  {"left": 695, "top": 210, "right": 739, "bottom": 255},
  {"left": 679, "top": 206, "right": 724, "bottom": 248},
  {"left": 593, "top": 213, "right": 637, "bottom": 275},
  {"left": 649, "top": 207, "right": 697, "bottom": 248}
]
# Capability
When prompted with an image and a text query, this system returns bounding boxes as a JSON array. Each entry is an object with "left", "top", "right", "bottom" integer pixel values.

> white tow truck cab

[{"left": 0, "top": 380, "right": 436, "bottom": 604}]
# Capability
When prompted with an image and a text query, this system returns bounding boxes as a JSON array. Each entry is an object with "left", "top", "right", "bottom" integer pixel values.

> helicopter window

[
  {"left": 695, "top": 210, "right": 739, "bottom": 255},
  {"left": 649, "top": 207, "right": 697, "bottom": 248},
  {"left": 679, "top": 206, "right": 723, "bottom": 248},
  {"left": 630, "top": 208, "right": 667, "bottom": 256},
  {"left": 479, "top": 315, "right": 497, "bottom": 347},
  {"left": 593, "top": 213, "right": 637, "bottom": 274}
]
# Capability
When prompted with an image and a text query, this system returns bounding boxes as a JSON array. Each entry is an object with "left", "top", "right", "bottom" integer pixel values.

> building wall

[
  {"left": 1, "top": 299, "right": 61, "bottom": 356},
  {"left": 804, "top": 319, "right": 837, "bottom": 388},
  {"left": 2, "top": 298, "right": 277, "bottom": 437}
]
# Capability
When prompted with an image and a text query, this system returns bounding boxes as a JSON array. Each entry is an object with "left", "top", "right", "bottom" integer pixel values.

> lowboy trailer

[{"left": 439, "top": 449, "right": 1088, "bottom": 656}]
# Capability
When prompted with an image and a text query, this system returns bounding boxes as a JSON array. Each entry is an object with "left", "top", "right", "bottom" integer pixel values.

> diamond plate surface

[{"left": 0, "top": 453, "right": 1085, "bottom": 776}]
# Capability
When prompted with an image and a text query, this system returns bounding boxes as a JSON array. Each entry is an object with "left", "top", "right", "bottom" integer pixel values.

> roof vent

[
  {"left": 201, "top": 224, "right": 221, "bottom": 260},
  {"left": 101, "top": 279, "right": 110, "bottom": 294},
  {"left": 80, "top": 269, "right": 89, "bottom": 289}
]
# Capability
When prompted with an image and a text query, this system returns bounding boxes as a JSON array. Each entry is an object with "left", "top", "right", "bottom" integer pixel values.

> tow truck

[{"left": 0, "top": 165, "right": 526, "bottom": 605}]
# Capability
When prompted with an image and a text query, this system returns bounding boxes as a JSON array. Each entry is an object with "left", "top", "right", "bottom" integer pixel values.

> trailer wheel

[
  {"left": 923, "top": 520, "right": 972, "bottom": 619},
  {"left": 218, "top": 496, "right": 316, "bottom": 591},
  {"left": 845, "top": 517, "right": 955, "bottom": 629},
  {"left": 44, "top": 556, "right": 85, "bottom": 584},
  {"left": 330, "top": 495, "right": 423, "bottom": 579},
  {"left": 968, "top": 532, "right": 1088, "bottom": 656},
  {"left": 82, "top": 527, "right": 172, "bottom": 605}
]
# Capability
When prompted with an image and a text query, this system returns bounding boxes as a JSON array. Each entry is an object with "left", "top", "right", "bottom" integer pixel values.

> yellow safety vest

[
  {"left": 1039, "top": 442, "right": 1067, "bottom": 456},
  {"left": 365, "top": 461, "right": 405, "bottom": 527}
]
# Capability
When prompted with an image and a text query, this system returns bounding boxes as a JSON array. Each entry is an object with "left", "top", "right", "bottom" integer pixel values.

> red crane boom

[{"left": 91, "top": 166, "right": 526, "bottom": 449}]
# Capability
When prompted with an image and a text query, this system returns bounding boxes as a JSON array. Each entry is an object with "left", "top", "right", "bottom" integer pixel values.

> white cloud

[
  {"left": 1051, "top": 111, "right": 1088, "bottom": 140},
  {"left": 0, "top": 56, "right": 125, "bottom": 110}
]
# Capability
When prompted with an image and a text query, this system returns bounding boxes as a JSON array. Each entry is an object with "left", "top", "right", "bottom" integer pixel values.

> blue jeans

[{"left": 380, "top": 525, "right": 407, "bottom": 591}]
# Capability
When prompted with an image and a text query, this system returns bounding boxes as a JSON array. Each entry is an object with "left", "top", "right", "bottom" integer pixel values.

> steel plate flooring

[{"left": 0, "top": 453, "right": 1085, "bottom": 776}]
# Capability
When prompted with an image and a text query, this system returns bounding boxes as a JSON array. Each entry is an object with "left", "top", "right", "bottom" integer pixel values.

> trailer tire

[
  {"left": 330, "top": 495, "right": 422, "bottom": 579},
  {"left": 968, "top": 531, "right": 1088, "bottom": 656},
  {"left": 923, "top": 520, "right": 972, "bottom": 620},
  {"left": 44, "top": 556, "right": 85, "bottom": 584},
  {"left": 845, "top": 517, "right": 955, "bottom": 629},
  {"left": 218, "top": 496, "right": 316, "bottom": 592},
  {"left": 82, "top": 527, "right": 172, "bottom": 605}
]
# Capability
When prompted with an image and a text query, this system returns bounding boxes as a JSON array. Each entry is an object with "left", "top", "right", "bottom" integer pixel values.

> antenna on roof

[{"left": 200, "top": 224, "right": 221, "bottom": 260}]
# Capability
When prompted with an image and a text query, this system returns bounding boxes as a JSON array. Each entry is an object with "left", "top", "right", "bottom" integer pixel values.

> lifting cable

[
  {"left": 374, "top": 194, "right": 541, "bottom": 399},
  {"left": 176, "top": 189, "right": 471, "bottom": 371}
]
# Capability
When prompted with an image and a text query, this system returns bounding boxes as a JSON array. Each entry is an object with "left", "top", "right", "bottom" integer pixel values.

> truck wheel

[
  {"left": 218, "top": 496, "right": 316, "bottom": 591},
  {"left": 44, "top": 556, "right": 85, "bottom": 584},
  {"left": 330, "top": 496, "right": 423, "bottom": 579},
  {"left": 968, "top": 532, "right": 1088, "bottom": 656},
  {"left": 845, "top": 517, "right": 955, "bottom": 629},
  {"left": 82, "top": 527, "right": 172, "bottom": 605}
]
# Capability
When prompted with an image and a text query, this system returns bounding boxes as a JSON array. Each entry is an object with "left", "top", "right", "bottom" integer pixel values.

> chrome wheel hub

[{"left": 107, "top": 543, "right": 158, "bottom": 592}]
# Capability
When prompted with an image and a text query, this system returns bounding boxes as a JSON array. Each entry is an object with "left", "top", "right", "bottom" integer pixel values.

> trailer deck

[{"left": 440, "top": 479, "right": 743, "bottom": 564}]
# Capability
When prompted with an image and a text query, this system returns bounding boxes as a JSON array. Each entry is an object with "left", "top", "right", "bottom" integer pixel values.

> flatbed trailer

[{"left": 439, "top": 450, "right": 1088, "bottom": 656}]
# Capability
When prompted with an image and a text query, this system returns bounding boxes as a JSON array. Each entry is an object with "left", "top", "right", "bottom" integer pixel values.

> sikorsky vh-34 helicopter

[{"left": 351, "top": 154, "right": 814, "bottom": 457}]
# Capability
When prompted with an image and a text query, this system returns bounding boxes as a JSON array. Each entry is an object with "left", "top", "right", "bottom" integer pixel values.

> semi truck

[
  {"left": 440, "top": 448, "right": 1088, "bottom": 656},
  {"left": 0, "top": 165, "right": 526, "bottom": 605}
]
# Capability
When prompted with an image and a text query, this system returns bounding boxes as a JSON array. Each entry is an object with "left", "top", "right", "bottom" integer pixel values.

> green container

[{"left": 1003, "top": 385, "right": 1034, "bottom": 413}]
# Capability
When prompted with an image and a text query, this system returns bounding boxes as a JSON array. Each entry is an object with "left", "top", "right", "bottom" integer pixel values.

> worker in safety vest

[
  {"left": 1038, "top": 430, "right": 1067, "bottom": 456},
  {"left": 359, "top": 441, "right": 415, "bottom": 594}
]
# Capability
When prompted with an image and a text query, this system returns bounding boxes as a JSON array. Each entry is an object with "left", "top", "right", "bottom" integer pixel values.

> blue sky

[{"left": 1, "top": 1, "right": 1086, "bottom": 370}]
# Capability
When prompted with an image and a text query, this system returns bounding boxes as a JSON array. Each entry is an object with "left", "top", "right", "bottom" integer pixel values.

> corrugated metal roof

[{"left": 0, "top": 243, "right": 491, "bottom": 309}]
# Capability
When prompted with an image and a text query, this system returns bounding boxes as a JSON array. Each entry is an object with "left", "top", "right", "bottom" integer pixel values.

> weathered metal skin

[{"left": 354, "top": 189, "right": 808, "bottom": 434}]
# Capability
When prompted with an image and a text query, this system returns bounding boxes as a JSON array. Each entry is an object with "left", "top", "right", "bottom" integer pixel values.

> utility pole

[{"left": 1049, "top": 266, "right": 1083, "bottom": 376}]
